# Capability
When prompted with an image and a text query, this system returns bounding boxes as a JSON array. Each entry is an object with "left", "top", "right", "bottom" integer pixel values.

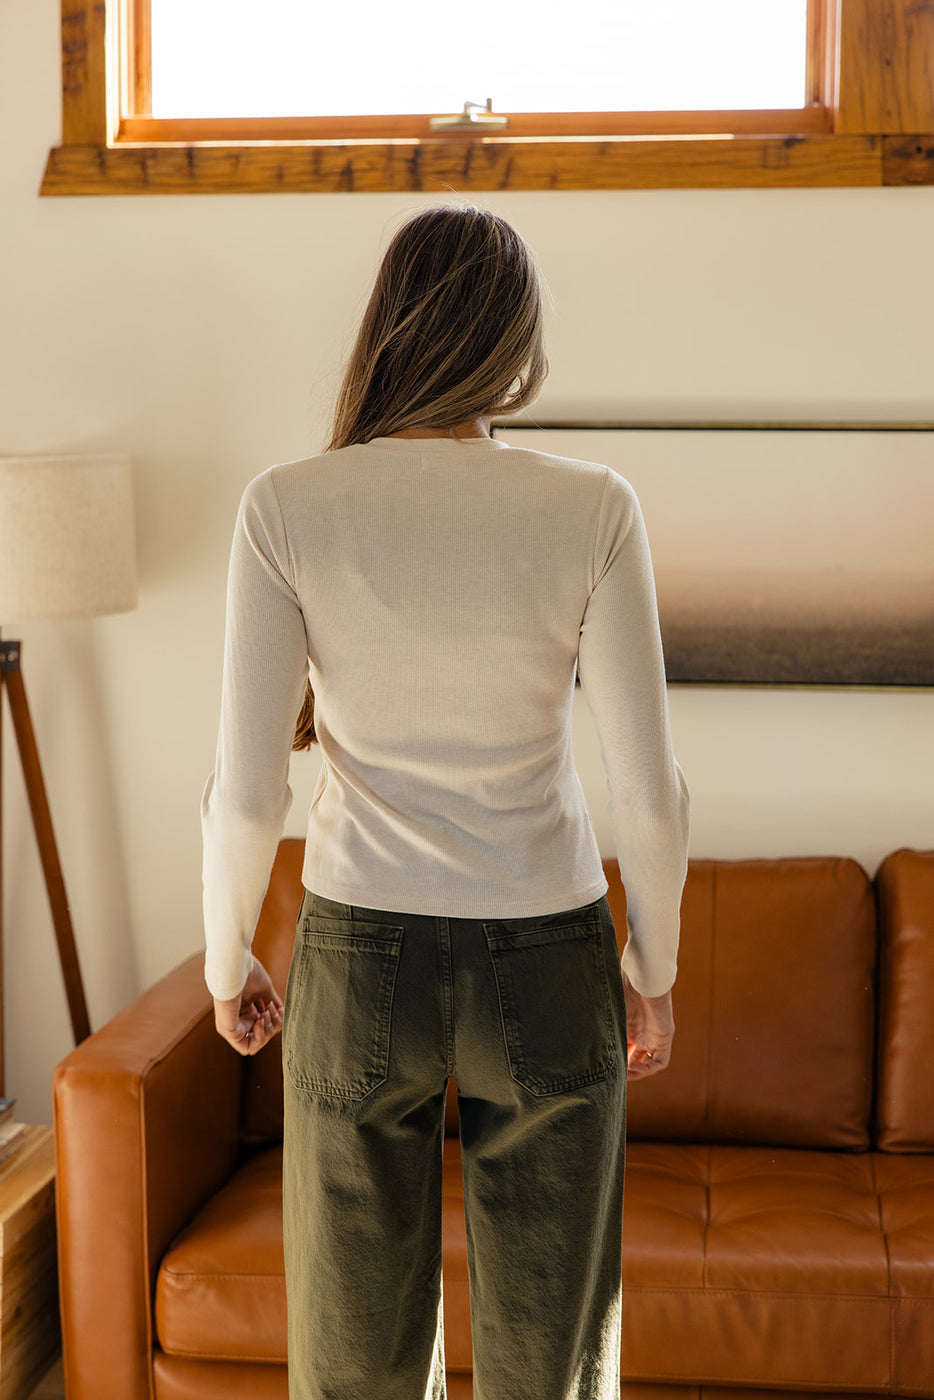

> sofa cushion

[
  {"left": 239, "top": 849, "right": 879, "bottom": 1152},
  {"left": 156, "top": 1147, "right": 287, "bottom": 1364},
  {"left": 239, "top": 841, "right": 304, "bottom": 1145},
  {"left": 240, "top": 842, "right": 462, "bottom": 1146},
  {"left": 620, "top": 1143, "right": 934, "bottom": 1394},
  {"left": 155, "top": 1139, "right": 934, "bottom": 1395},
  {"left": 612, "top": 858, "right": 876, "bottom": 1149},
  {"left": 875, "top": 848, "right": 934, "bottom": 1151},
  {"left": 156, "top": 1138, "right": 471, "bottom": 1374},
  {"left": 153, "top": 1354, "right": 288, "bottom": 1399}
]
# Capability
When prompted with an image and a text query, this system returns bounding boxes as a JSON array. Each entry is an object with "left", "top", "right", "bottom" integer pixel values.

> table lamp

[{"left": 0, "top": 454, "right": 137, "bottom": 1095}]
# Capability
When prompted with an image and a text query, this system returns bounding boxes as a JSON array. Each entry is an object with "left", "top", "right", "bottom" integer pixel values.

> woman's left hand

[{"left": 213, "top": 957, "right": 284, "bottom": 1056}]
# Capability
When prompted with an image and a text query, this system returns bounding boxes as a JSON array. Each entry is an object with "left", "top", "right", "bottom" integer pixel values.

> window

[
  {"left": 147, "top": 0, "right": 811, "bottom": 123},
  {"left": 41, "top": 0, "right": 934, "bottom": 195},
  {"left": 127, "top": 0, "right": 830, "bottom": 139}
]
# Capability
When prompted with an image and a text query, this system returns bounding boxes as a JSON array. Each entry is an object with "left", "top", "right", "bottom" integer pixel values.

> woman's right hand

[
  {"left": 622, "top": 969, "right": 674, "bottom": 1079},
  {"left": 213, "top": 957, "right": 284, "bottom": 1056}
]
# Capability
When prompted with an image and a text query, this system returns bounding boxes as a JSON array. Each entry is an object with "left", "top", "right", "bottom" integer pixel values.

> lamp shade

[{"left": 0, "top": 455, "right": 137, "bottom": 622}]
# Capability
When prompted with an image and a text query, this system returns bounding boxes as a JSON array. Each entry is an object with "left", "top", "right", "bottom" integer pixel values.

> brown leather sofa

[{"left": 54, "top": 842, "right": 934, "bottom": 1400}]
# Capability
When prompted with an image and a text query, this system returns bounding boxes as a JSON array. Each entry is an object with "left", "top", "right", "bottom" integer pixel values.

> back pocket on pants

[
  {"left": 483, "top": 905, "right": 618, "bottom": 1096},
  {"left": 284, "top": 914, "right": 404, "bottom": 1102}
]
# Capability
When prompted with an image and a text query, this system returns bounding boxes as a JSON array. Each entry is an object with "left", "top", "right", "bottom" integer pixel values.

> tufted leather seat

[
  {"left": 621, "top": 1145, "right": 934, "bottom": 1393},
  {"left": 55, "top": 845, "right": 934, "bottom": 1399}
]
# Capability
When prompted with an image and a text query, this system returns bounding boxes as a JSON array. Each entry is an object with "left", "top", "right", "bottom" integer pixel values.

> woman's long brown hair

[{"left": 292, "top": 205, "right": 548, "bottom": 751}]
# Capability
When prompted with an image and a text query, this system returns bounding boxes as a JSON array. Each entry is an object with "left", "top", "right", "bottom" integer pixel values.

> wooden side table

[{"left": 0, "top": 1128, "right": 59, "bottom": 1400}]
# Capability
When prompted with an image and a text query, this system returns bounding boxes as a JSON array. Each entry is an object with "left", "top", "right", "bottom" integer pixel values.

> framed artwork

[{"left": 493, "top": 424, "right": 934, "bottom": 687}]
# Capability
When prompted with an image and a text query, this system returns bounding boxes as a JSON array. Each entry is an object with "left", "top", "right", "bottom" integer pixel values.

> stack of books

[{"left": 0, "top": 1098, "right": 27, "bottom": 1168}]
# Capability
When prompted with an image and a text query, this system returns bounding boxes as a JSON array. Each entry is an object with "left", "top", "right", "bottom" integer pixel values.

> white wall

[{"left": 2, "top": 0, "right": 933, "bottom": 1123}]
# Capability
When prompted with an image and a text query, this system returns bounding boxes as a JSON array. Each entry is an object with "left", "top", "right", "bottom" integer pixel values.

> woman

[{"left": 203, "top": 204, "right": 689, "bottom": 1400}]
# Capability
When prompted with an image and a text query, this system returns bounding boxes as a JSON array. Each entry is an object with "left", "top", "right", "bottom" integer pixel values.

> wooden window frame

[{"left": 41, "top": 0, "right": 934, "bottom": 195}]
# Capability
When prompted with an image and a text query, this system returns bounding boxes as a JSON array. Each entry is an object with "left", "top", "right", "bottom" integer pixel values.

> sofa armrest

[{"left": 54, "top": 951, "right": 244, "bottom": 1400}]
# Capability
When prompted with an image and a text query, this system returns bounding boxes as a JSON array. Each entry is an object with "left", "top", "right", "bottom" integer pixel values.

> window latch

[{"left": 430, "top": 99, "right": 509, "bottom": 132}]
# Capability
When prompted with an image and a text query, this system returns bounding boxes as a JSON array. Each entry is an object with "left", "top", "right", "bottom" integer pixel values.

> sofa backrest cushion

[
  {"left": 240, "top": 845, "right": 878, "bottom": 1151},
  {"left": 875, "top": 848, "right": 934, "bottom": 1152},
  {"left": 240, "top": 839, "right": 303, "bottom": 1144},
  {"left": 615, "top": 857, "right": 876, "bottom": 1150}
]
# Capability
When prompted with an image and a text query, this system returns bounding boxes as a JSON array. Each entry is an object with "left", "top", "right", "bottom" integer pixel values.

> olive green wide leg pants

[{"left": 282, "top": 892, "right": 628, "bottom": 1400}]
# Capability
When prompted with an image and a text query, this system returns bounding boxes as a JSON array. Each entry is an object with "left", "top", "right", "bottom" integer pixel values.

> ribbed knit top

[{"left": 202, "top": 436, "right": 689, "bottom": 1000}]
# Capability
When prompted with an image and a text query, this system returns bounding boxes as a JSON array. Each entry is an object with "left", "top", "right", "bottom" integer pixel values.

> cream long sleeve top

[{"left": 202, "top": 436, "right": 689, "bottom": 1001}]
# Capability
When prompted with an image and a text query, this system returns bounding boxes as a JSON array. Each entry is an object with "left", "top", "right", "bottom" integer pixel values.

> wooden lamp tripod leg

[{"left": 0, "top": 640, "right": 92, "bottom": 1094}]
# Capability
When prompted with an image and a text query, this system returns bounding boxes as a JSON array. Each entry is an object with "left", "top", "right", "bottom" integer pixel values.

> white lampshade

[{"left": 0, "top": 455, "right": 137, "bottom": 622}]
